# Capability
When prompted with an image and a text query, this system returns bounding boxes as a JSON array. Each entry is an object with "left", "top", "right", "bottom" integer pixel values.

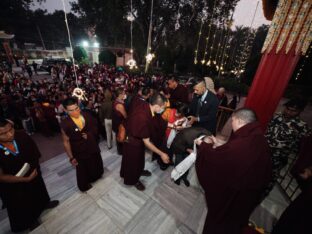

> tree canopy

[{"left": 0, "top": 0, "right": 273, "bottom": 86}]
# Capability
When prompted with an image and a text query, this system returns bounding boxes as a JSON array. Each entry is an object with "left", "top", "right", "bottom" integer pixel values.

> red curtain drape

[{"left": 244, "top": 45, "right": 300, "bottom": 129}]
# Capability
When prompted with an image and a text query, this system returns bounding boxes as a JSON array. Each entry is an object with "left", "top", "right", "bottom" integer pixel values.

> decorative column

[
  {"left": 0, "top": 31, "right": 15, "bottom": 64},
  {"left": 245, "top": 0, "right": 312, "bottom": 128}
]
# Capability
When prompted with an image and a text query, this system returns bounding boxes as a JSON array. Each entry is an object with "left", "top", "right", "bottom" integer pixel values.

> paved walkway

[{"left": 0, "top": 141, "right": 289, "bottom": 234}]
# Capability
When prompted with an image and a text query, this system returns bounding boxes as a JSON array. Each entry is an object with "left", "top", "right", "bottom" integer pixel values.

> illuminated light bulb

[
  {"left": 127, "top": 59, "right": 137, "bottom": 69},
  {"left": 146, "top": 53, "right": 155, "bottom": 63},
  {"left": 127, "top": 13, "right": 135, "bottom": 22},
  {"left": 201, "top": 59, "right": 206, "bottom": 64},
  {"left": 93, "top": 42, "right": 100, "bottom": 48}
]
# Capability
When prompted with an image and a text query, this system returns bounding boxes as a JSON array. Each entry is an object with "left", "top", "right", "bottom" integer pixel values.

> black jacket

[
  {"left": 171, "top": 127, "right": 211, "bottom": 154},
  {"left": 189, "top": 90, "right": 219, "bottom": 135}
]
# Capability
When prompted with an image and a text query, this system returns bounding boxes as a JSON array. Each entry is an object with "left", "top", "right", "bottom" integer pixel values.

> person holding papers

[
  {"left": 195, "top": 108, "right": 271, "bottom": 234},
  {"left": 0, "top": 118, "right": 58, "bottom": 232}
]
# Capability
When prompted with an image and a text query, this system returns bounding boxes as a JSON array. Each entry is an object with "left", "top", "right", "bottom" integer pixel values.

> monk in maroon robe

[
  {"left": 112, "top": 88, "right": 127, "bottom": 155},
  {"left": 0, "top": 118, "right": 58, "bottom": 232},
  {"left": 61, "top": 98, "right": 104, "bottom": 192},
  {"left": 195, "top": 108, "right": 272, "bottom": 234},
  {"left": 167, "top": 77, "right": 189, "bottom": 107},
  {"left": 150, "top": 113, "right": 169, "bottom": 169},
  {"left": 127, "top": 87, "right": 152, "bottom": 116},
  {"left": 120, "top": 93, "right": 171, "bottom": 191}
]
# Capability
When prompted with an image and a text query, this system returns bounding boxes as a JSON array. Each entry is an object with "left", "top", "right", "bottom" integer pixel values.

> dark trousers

[
  {"left": 174, "top": 152, "right": 189, "bottom": 182},
  {"left": 76, "top": 153, "right": 104, "bottom": 191},
  {"left": 153, "top": 143, "right": 173, "bottom": 170},
  {"left": 113, "top": 130, "right": 123, "bottom": 154}
]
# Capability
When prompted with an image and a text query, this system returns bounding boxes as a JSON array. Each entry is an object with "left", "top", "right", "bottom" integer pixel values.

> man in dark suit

[
  {"left": 171, "top": 127, "right": 211, "bottom": 186},
  {"left": 188, "top": 78, "right": 219, "bottom": 135}
]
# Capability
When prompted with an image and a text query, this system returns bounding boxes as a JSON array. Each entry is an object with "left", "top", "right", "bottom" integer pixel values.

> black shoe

[
  {"left": 45, "top": 200, "right": 59, "bottom": 209},
  {"left": 29, "top": 219, "right": 40, "bottom": 231},
  {"left": 174, "top": 180, "right": 181, "bottom": 185},
  {"left": 141, "top": 170, "right": 152, "bottom": 177},
  {"left": 135, "top": 181, "right": 145, "bottom": 191},
  {"left": 80, "top": 184, "right": 93, "bottom": 192},
  {"left": 183, "top": 179, "right": 190, "bottom": 187}
]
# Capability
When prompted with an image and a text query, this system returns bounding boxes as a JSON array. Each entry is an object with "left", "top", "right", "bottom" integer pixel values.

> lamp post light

[
  {"left": 82, "top": 41, "right": 89, "bottom": 47},
  {"left": 93, "top": 42, "right": 99, "bottom": 48},
  {"left": 80, "top": 40, "right": 100, "bottom": 63}
]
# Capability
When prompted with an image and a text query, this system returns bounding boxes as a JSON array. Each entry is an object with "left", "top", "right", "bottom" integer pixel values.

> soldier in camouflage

[{"left": 264, "top": 98, "right": 311, "bottom": 196}]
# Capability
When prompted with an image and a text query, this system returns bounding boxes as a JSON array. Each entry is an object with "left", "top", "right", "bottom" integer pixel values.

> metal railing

[
  {"left": 216, "top": 106, "right": 234, "bottom": 133},
  {"left": 277, "top": 154, "right": 300, "bottom": 201}
]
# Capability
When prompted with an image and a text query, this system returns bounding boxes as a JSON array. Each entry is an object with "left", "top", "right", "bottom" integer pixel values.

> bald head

[{"left": 231, "top": 108, "right": 257, "bottom": 131}]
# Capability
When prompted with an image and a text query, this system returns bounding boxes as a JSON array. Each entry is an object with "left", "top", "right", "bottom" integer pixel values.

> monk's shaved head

[
  {"left": 232, "top": 108, "right": 257, "bottom": 124},
  {"left": 149, "top": 93, "right": 167, "bottom": 106}
]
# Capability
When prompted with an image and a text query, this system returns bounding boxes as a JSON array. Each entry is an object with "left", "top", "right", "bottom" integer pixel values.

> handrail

[{"left": 216, "top": 106, "right": 234, "bottom": 133}]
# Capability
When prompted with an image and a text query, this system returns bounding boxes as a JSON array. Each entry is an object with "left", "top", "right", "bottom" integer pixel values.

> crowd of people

[{"left": 0, "top": 61, "right": 311, "bottom": 234}]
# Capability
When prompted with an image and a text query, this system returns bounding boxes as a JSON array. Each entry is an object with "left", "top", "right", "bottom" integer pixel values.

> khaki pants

[{"left": 104, "top": 119, "right": 114, "bottom": 148}]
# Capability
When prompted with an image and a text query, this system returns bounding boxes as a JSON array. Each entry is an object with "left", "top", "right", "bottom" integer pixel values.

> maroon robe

[
  {"left": 112, "top": 100, "right": 126, "bottom": 133},
  {"left": 195, "top": 122, "right": 272, "bottom": 234},
  {"left": 169, "top": 84, "right": 189, "bottom": 107},
  {"left": 120, "top": 103, "right": 152, "bottom": 185},
  {"left": 0, "top": 131, "right": 50, "bottom": 232},
  {"left": 60, "top": 112, "right": 104, "bottom": 191},
  {"left": 41, "top": 104, "right": 60, "bottom": 133},
  {"left": 150, "top": 114, "right": 168, "bottom": 164},
  {"left": 128, "top": 95, "right": 149, "bottom": 116},
  {"left": 112, "top": 100, "right": 126, "bottom": 154}
]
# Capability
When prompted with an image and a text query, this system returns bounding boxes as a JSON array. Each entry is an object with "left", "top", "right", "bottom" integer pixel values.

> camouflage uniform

[{"left": 265, "top": 113, "right": 311, "bottom": 182}]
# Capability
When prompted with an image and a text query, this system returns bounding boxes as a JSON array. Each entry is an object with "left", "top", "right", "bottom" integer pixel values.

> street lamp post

[{"left": 81, "top": 40, "right": 100, "bottom": 64}]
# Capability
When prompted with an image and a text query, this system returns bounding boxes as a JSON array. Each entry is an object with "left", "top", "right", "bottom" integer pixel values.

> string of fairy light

[
  {"left": 228, "top": 1, "right": 259, "bottom": 79},
  {"left": 224, "top": 4, "right": 253, "bottom": 73},
  {"left": 295, "top": 44, "right": 312, "bottom": 81},
  {"left": 145, "top": 0, "right": 155, "bottom": 72},
  {"left": 217, "top": 11, "right": 234, "bottom": 77},
  {"left": 126, "top": 0, "right": 137, "bottom": 69},
  {"left": 201, "top": 0, "right": 217, "bottom": 65},
  {"left": 194, "top": 21, "right": 204, "bottom": 65},
  {"left": 193, "top": 0, "right": 262, "bottom": 79},
  {"left": 206, "top": 24, "right": 218, "bottom": 66}
]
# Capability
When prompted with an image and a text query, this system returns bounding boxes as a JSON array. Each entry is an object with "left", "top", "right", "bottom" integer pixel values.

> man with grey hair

[
  {"left": 195, "top": 108, "right": 272, "bottom": 234},
  {"left": 232, "top": 108, "right": 257, "bottom": 125}
]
